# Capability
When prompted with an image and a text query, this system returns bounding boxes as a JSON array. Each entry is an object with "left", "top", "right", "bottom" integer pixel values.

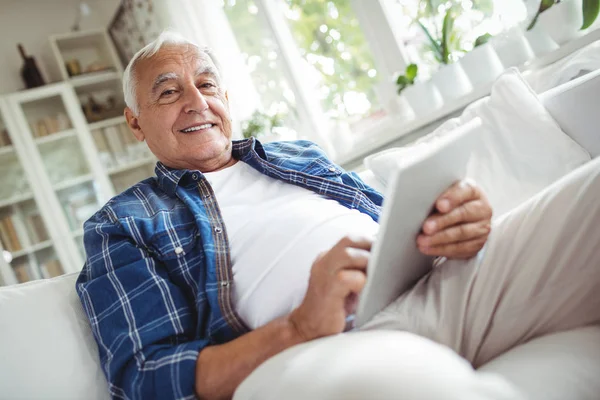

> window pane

[
  {"left": 385, "top": 0, "right": 527, "bottom": 80},
  {"left": 222, "top": 0, "right": 301, "bottom": 138},
  {"left": 280, "top": 0, "right": 383, "bottom": 128}
]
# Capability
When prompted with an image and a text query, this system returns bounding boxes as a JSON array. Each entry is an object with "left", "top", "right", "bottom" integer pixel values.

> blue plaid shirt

[{"left": 76, "top": 138, "right": 383, "bottom": 399}]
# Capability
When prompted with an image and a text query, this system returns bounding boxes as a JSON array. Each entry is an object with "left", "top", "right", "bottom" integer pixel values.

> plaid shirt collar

[{"left": 155, "top": 137, "right": 265, "bottom": 196}]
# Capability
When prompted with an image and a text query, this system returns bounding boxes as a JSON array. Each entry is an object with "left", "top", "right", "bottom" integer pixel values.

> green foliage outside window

[{"left": 283, "top": 0, "right": 380, "bottom": 120}]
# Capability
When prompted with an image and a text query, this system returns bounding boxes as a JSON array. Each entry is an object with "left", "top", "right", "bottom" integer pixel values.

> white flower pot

[
  {"left": 458, "top": 43, "right": 505, "bottom": 88},
  {"left": 402, "top": 80, "right": 444, "bottom": 118},
  {"left": 374, "top": 80, "right": 412, "bottom": 118},
  {"left": 430, "top": 62, "right": 473, "bottom": 102},
  {"left": 491, "top": 27, "right": 535, "bottom": 68},
  {"left": 537, "top": 0, "right": 584, "bottom": 45},
  {"left": 524, "top": 24, "right": 560, "bottom": 56}
]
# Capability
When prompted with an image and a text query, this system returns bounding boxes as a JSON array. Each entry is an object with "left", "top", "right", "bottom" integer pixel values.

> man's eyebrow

[
  {"left": 151, "top": 72, "right": 178, "bottom": 94},
  {"left": 196, "top": 65, "right": 219, "bottom": 80}
]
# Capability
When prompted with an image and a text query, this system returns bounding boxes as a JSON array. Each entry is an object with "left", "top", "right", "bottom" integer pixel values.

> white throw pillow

[
  {"left": 364, "top": 69, "right": 590, "bottom": 217},
  {"left": 0, "top": 274, "right": 110, "bottom": 400}
]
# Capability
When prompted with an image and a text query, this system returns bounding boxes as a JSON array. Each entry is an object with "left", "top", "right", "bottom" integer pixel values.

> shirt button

[
  {"left": 174, "top": 246, "right": 184, "bottom": 255},
  {"left": 191, "top": 173, "right": 199, "bottom": 180},
  {"left": 301, "top": 178, "right": 307, "bottom": 184},
  {"left": 220, "top": 281, "right": 229, "bottom": 287},
  {"left": 214, "top": 226, "right": 222, "bottom": 234},
  {"left": 329, "top": 167, "right": 336, "bottom": 172}
]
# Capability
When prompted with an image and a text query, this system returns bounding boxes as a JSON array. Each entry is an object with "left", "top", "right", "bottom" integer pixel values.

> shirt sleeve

[
  {"left": 340, "top": 170, "right": 384, "bottom": 208},
  {"left": 76, "top": 211, "right": 208, "bottom": 400}
]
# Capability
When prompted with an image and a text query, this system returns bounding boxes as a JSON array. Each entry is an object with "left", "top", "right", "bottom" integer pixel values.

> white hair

[{"left": 122, "top": 31, "right": 221, "bottom": 115}]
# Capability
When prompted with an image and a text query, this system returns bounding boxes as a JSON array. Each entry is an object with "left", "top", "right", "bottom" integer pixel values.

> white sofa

[{"left": 0, "top": 70, "right": 598, "bottom": 400}]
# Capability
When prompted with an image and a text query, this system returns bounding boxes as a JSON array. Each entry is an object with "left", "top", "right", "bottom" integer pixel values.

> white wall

[{"left": 0, "top": 0, "right": 121, "bottom": 94}]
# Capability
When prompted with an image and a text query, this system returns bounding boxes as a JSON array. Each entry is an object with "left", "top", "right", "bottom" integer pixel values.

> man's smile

[{"left": 180, "top": 123, "right": 217, "bottom": 133}]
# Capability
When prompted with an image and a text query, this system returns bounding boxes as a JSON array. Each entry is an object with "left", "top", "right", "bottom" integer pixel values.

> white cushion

[
  {"left": 0, "top": 273, "right": 109, "bottom": 400},
  {"left": 480, "top": 326, "right": 600, "bottom": 400},
  {"left": 234, "top": 331, "right": 523, "bottom": 400},
  {"left": 364, "top": 69, "right": 591, "bottom": 217}
]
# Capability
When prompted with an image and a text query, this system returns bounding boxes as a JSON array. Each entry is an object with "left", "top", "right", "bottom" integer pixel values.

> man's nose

[{"left": 183, "top": 86, "right": 209, "bottom": 114}]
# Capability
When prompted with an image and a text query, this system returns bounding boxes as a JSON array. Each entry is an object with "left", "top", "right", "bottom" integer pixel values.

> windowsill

[{"left": 335, "top": 27, "right": 600, "bottom": 170}]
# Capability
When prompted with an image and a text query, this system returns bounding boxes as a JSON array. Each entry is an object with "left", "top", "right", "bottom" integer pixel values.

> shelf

[
  {"left": 35, "top": 129, "right": 77, "bottom": 146},
  {"left": 0, "top": 192, "right": 34, "bottom": 208},
  {"left": 9, "top": 239, "right": 54, "bottom": 259},
  {"left": 89, "top": 116, "right": 126, "bottom": 131},
  {"left": 53, "top": 174, "right": 94, "bottom": 191},
  {"left": 69, "top": 70, "right": 120, "bottom": 88},
  {"left": 108, "top": 157, "right": 156, "bottom": 175},
  {"left": 51, "top": 28, "right": 106, "bottom": 43},
  {"left": 0, "top": 145, "right": 15, "bottom": 157}
]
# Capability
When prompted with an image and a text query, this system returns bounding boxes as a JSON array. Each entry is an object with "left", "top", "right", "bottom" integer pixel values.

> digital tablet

[{"left": 354, "top": 117, "right": 483, "bottom": 328}]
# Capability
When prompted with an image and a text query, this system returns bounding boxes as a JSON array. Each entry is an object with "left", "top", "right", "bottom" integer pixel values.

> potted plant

[
  {"left": 528, "top": 0, "right": 600, "bottom": 45},
  {"left": 396, "top": 64, "right": 444, "bottom": 118},
  {"left": 458, "top": 33, "right": 505, "bottom": 88},
  {"left": 490, "top": 25, "right": 535, "bottom": 68},
  {"left": 241, "top": 110, "right": 284, "bottom": 142},
  {"left": 418, "top": 7, "right": 473, "bottom": 101}
]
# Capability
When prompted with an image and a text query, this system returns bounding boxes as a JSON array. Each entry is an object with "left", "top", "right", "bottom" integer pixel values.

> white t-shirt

[{"left": 204, "top": 161, "right": 379, "bottom": 329}]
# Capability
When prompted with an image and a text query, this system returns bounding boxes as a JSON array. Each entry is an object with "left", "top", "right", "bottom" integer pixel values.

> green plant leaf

[
  {"left": 396, "top": 75, "right": 408, "bottom": 86},
  {"left": 418, "top": 20, "right": 443, "bottom": 61},
  {"left": 474, "top": 33, "right": 492, "bottom": 47},
  {"left": 582, "top": 0, "right": 600, "bottom": 29},
  {"left": 441, "top": 8, "right": 455, "bottom": 64},
  {"left": 527, "top": 0, "right": 559, "bottom": 30},
  {"left": 405, "top": 64, "right": 418, "bottom": 81}
]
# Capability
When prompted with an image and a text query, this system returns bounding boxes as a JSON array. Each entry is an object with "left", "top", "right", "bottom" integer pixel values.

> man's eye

[
  {"left": 199, "top": 82, "right": 216, "bottom": 89},
  {"left": 161, "top": 89, "right": 177, "bottom": 96}
]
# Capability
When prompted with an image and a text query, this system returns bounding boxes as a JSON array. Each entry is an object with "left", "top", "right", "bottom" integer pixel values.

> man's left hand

[{"left": 417, "top": 180, "right": 493, "bottom": 259}]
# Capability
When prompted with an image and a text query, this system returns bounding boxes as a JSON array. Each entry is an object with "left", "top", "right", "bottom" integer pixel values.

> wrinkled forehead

[{"left": 137, "top": 44, "right": 221, "bottom": 88}]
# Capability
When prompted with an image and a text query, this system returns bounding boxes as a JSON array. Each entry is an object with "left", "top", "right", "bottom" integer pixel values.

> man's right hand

[{"left": 289, "top": 236, "right": 372, "bottom": 341}]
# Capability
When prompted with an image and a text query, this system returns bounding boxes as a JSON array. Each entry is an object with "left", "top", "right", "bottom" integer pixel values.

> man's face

[{"left": 125, "top": 44, "right": 234, "bottom": 172}]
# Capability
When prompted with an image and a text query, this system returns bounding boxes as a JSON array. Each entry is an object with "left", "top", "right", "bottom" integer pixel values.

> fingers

[
  {"left": 336, "top": 269, "right": 367, "bottom": 295},
  {"left": 422, "top": 199, "right": 493, "bottom": 235},
  {"left": 336, "top": 235, "right": 373, "bottom": 252},
  {"left": 417, "top": 220, "right": 491, "bottom": 249},
  {"left": 435, "top": 179, "right": 480, "bottom": 214},
  {"left": 418, "top": 236, "right": 488, "bottom": 259}
]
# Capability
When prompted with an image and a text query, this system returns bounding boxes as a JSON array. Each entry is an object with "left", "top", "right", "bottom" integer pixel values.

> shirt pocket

[
  {"left": 299, "top": 158, "right": 343, "bottom": 178},
  {"left": 148, "top": 223, "right": 200, "bottom": 261}
]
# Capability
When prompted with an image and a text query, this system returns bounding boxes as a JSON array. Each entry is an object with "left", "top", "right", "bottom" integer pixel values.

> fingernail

[
  {"left": 438, "top": 199, "right": 450, "bottom": 211},
  {"left": 425, "top": 221, "right": 436, "bottom": 231}
]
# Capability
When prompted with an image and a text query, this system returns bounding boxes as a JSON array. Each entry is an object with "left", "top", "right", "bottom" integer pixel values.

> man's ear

[{"left": 124, "top": 107, "right": 145, "bottom": 142}]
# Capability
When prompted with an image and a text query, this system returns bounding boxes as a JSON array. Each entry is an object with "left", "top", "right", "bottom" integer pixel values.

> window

[
  {"left": 193, "top": 0, "right": 588, "bottom": 163},
  {"left": 280, "top": 0, "right": 382, "bottom": 125},
  {"left": 222, "top": 0, "right": 385, "bottom": 150},
  {"left": 383, "top": 0, "right": 528, "bottom": 80},
  {"left": 222, "top": 0, "right": 301, "bottom": 138}
]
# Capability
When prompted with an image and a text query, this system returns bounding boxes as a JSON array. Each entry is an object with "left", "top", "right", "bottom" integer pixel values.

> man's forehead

[{"left": 138, "top": 45, "right": 218, "bottom": 82}]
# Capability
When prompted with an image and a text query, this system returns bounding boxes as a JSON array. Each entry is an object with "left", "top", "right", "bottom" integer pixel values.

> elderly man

[{"left": 77, "top": 32, "right": 600, "bottom": 400}]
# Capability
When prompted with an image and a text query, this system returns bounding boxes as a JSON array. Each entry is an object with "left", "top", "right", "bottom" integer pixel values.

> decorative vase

[
  {"left": 430, "top": 62, "right": 473, "bottom": 102},
  {"left": 402, "top": 80, "right": 444, "bottom": 118},
  {"left": 537, "top": 0, "right": 584, "bottom": 45},
  {"left": 524, "top": 23, "right": 560, "bottom": 56},
  {"left": 458, "top": 43, "right": 505, "bottom": 88},
  {"left": 491, "top": 27, "right": 535, "bottom": 68}
]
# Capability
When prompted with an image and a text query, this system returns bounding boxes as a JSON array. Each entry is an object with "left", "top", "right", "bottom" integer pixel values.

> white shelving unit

[{"left": 0, "top": 30, "right": 157, "bottom": 286}]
